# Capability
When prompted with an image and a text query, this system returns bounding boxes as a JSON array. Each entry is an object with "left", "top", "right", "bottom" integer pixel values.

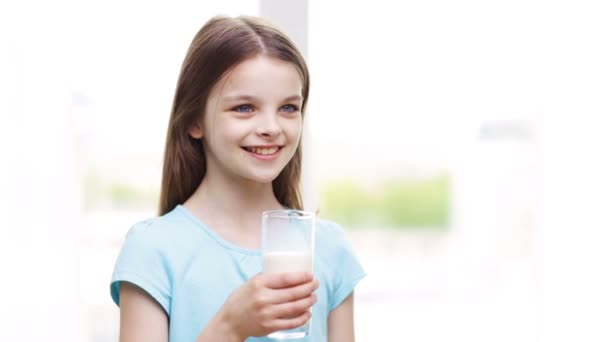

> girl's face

[{"left": 191, "top": 55, "right": 304, "bottom": 185}]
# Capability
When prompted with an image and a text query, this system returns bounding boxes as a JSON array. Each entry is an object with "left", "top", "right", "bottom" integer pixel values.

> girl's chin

[
  {"left": 248, "top": 175, "right": 280, "bottom": 184},
  {"left": 246, "top": 170, "right": 283, "bottom": 184}
]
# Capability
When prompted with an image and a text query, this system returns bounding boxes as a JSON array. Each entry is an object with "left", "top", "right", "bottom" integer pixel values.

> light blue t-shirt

[{"left": 110, "top": 205, "right": 366, "bottom": 342}]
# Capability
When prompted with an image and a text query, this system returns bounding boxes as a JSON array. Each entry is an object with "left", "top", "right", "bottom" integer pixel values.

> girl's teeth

[{"left": 247, "top": 147, "right": 278, "bottom": 155}]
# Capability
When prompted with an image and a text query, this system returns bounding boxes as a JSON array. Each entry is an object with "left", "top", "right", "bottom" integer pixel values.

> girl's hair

[{"left": 158, "top": 15, "right": 310, "bottom": 215}]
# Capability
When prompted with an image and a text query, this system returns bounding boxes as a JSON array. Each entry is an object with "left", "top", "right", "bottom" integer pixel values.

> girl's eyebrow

[
  {"left": 283, "top": 95, "right": 303, "bottom": 102},
  {"left": 222, "top": 94, "right": 303, "bottom": 103},
  {"left": 222, "top": 94, "right": 258, "bottom": 103}
]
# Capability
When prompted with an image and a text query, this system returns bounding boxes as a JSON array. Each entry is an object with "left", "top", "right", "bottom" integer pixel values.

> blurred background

[{"left": 1, "top": 0, "right": 607, "bottom": 341}]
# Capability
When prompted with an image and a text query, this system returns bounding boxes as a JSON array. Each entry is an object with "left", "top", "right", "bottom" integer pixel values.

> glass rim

[{"left": 262, "top": 209, "right": 315, "bottom": 219}]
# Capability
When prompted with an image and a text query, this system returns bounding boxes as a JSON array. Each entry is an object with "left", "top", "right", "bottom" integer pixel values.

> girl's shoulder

[
  {"left": 120, "top": 205, "right": 202, "bottom": 253},
  {"left": 315, "top": 217, "right": 348, "bottom": 239},
  {"left": 314, "top": 218, "right": 354, "bottom": 255},
  {"left": 313, "top": 217, "right": 366, "bottom": 310}
]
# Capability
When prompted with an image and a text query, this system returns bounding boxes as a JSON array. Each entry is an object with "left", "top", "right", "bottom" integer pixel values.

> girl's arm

[
  {"left": 119, "top": 282, "right": 241, "bottom": 342},
  {"left": 119, "top": 282, "right": 169, "bottom": 342},
  {"left": 119, "top": 274, "right": 317, "bottom": 342},
  {"left": 328, "top": 292, "right": 356, "bottom": 342}
]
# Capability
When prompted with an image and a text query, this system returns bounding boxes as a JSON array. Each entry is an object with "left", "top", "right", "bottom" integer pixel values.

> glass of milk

[{"left": 261, "top": 210, "right": 315, "bottom": 340}]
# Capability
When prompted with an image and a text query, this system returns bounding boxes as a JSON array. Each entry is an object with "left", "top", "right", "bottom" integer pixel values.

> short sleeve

[
  {"left": 110, "top": 219, "right": 172, "bottom": 315},
  {"left": 324, "top": 222, "right": 366, "bottom": 311}
]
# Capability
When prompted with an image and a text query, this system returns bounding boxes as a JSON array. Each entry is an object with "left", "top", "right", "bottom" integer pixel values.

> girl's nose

[{"left": 256, "top": 112, "right": 281, "bottom": 138}]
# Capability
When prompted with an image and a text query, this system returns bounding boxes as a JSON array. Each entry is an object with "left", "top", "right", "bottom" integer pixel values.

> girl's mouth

[
  {"left": 241, "top": 146, "right": 283, "bottom": 160},
  {"left": 242, "top": 146, "right": 281, "bottom": 155}
]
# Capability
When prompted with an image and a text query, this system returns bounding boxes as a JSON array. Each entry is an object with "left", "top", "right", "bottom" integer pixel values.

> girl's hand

[{"left": 220, "top": 272, "right": 319, "bottom": 340}]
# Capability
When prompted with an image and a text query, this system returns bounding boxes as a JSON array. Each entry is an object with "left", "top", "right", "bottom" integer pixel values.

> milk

[
  {"left": 263, "top": 251, "right": 313, "bottom": 274},
  {"left": 263, "top": 251, "right": 315, "bottom": 339}
]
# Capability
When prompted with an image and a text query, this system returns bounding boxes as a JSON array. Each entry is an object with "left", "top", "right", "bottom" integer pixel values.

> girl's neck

[{"left": 183, "top": 170, "right": 284, "bottom": 232}]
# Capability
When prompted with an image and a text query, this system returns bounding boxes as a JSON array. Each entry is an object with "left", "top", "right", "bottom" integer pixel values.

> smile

[
  {"left": 242, "top": 146, "right": 283, "bottom": 160},
  {"left": 243, "top": 146, "right": 281, "bottom": 155}
]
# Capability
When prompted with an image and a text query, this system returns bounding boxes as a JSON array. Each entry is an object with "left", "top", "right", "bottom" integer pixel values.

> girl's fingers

[
  {"left": 263, "top": 272, "right": 313, "bottom": 289},
  {"left": 271, "top": 294, "right": 316, "bottom": 319},
  {"left": 271, "top": 310, "right": 312, "bottom": 331},
  {"left": 269, "top": 279, "right": 319, "bottom": 304}
]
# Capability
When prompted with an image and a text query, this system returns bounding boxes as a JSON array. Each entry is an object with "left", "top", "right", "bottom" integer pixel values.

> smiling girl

[{"left": 110, "top": 16, "right": 365, "bottom": 342}]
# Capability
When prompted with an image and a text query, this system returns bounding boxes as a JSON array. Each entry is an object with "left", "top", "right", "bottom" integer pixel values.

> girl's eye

[
  {"left": 280, "top": 104, "right": 299, "bottom": 113},
  {"left": 233, "top": 104, "right": 254, "bottom": 113}
]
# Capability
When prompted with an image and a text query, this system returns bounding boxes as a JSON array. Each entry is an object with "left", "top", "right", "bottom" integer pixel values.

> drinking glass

[{"left": 261, "top": 210, "right": 316, "bottom": 339}]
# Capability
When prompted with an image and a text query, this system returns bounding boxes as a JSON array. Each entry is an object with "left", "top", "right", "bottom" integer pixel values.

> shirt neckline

[{"left": 175, "top": 204, "right": 262, "bottom": 256}]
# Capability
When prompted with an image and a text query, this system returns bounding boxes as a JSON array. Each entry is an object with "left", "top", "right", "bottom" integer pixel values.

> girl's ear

[{"left": 188, "top": 123, "right": 204, "bottom": 139}]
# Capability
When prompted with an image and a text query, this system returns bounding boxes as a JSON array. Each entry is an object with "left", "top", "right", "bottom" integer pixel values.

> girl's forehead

[{"left": 218, "top": 55, "right": 303, "bottom": 97}]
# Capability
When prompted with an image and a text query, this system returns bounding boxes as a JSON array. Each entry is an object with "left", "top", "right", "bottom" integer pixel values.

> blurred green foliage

[
  {"left": 321, "top": 174, "right": 450, "bottom": 229},
  {"left": 84, "top": 169, "right": 450, "bottom": 230},
  {"left": 85, "top": 171, "right": 157, "bottom": 209}
]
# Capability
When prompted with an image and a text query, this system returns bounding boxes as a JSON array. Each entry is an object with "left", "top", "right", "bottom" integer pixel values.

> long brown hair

[{"left": 158, "top": 16, "right": 310, "bottom": 215}]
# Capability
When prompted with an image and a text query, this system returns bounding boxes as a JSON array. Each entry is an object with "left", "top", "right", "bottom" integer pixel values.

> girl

[{"left": 110, "top": 15, "right": 365, "bottom": 342}]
